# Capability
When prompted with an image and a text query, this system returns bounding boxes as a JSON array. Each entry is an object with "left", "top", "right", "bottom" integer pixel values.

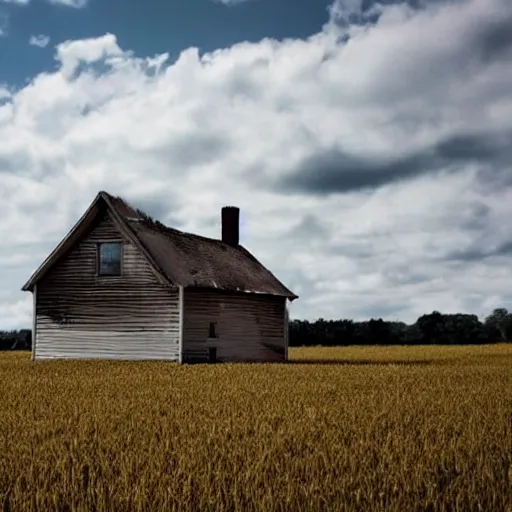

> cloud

[
  {"left": 275, "top": 130, "right": 512, "bottom": 195},
  {"left": 0, "top": 0, "right": 30, "bottom": 4},
  {"left": 0, "top": 12, "right": 7, "bottom": 36},
  {"left": 1, "top": 0, "right": 512, "bottom": 329},
  {"left": 29, "top": 34, "right": 50, "bottom": 48},
  {"left": 55, "top": 33, "right": 125, "bottom": 77},
  {"left": 47, "top": 0, "right": 88, "bottom": 7},
  {"left": 214, "top": 0, "right": 253, "bottom": 5}
]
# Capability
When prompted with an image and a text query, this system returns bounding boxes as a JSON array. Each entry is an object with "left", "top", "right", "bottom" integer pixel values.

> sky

[{"left": 1, "top": 0, "right": 512, "bottom": 329}]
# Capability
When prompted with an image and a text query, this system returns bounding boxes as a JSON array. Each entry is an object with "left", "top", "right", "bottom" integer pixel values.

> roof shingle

[{"left": 104, "top": 192, "right": 297, "bottom": 300}]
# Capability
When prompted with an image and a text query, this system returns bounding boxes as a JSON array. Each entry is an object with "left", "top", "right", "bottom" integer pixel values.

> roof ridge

[{"left": 108, "top": 191, "right": 240, "bottom": 249}]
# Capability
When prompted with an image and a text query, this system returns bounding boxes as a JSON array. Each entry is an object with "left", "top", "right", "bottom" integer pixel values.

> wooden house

[{"left": 22, "top": 191, "right": 298, "bottom": 363}]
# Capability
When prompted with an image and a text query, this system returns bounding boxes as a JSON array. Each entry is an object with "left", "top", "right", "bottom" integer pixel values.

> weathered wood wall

[
  {"left": 182, "top": 289, "right": 286, "bottom": 363},
  {"left": 34, "top": 210, "right": 180, "bottom": 360}
]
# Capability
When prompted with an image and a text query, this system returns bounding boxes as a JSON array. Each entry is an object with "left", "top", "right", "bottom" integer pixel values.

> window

[
  {"left": 98, "top": 242, "right": 122, "bottom": 276},
  {"left": 209, "top": 322, "right": 218, "bottom": 338}
]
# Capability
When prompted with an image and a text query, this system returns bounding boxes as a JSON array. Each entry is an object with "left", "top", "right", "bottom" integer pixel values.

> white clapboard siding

[
  {"left": 35, "top": 210, "right": 179, "bottom": 361},
  {"left": 183, "top": 289, "right": 286, "bottom": 363}
]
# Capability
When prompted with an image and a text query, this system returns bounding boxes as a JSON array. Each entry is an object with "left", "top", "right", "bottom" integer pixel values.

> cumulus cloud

[
  {"left": 55, "top": 33, "right": 125, "bottom": 77},
  {"left": 1, "top": 0, "right": 512, "bottom": 329},
  {"left": 29, "top": 34, "right": 50, "bottom": 48}
]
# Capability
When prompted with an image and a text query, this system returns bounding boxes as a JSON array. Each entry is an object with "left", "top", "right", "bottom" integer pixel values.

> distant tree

[
  {"left": 367, "top": 318, "right": 392, "bottom": 344},
  {"left": 484, "top": 308, "right": 512, "bottom": 341},
  {"left": 416, "top": 311, "right": 445, "bottom": 344}
]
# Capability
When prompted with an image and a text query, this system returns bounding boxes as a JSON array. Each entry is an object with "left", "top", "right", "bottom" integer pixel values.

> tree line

[
  {"left": 1, "top": 308, "right": 511, "bottom": 351},
  {"left": 288, "top": 308, "right": 512, "bottom": 346}
]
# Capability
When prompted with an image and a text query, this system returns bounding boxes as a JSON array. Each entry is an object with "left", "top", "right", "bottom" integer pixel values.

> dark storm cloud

[
  {"left": 472, "top": 8, "right": 512, "bottom": 63},
  {"left": 441, "top": 132, "right": 512, "bottom": 192},
  {"left": 276, "top": 148, "right": 428, "bottom": 195},
  {"left": 445, "top": 240, "right": 512, "bottom": 263},
  {"left": 436, "top": 132, "right": 512, "bottom": 163},
  {"left": 275, "top": 146, "right": 446, "bottom": 195},
  {"left": 276, "top": 130, "right": 512, "bottom": 195}
]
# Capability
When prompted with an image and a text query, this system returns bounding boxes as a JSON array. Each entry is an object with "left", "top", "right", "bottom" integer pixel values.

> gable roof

[{"left": 22, "top": 191, "right": 298, "bottom": 300}]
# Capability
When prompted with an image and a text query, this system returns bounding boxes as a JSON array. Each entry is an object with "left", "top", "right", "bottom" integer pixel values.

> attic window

[{"left": 98, "top": 242, "right": 122, "bottom": 276}]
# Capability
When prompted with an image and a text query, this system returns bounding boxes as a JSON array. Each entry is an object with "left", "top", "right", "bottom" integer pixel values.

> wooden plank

[
  {"left": 284, "top": 302, "right": 289, "bottom": 362},
  {"left": 31, "top": 284, "right": 37, "bottom": 361},
  {"left": 179, "top": 286, "right": 184, "bottom": 364},
  {"left": 182, "top": 289, "right": 286, "bottom": 363},
  {"left": 35, "top": 210, "right": 179, "bottom": 361}
]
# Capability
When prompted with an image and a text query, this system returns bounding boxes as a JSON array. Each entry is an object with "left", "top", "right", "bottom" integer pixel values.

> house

[{"left": 21, "top": 191, "right": 298, "bottom": 363}]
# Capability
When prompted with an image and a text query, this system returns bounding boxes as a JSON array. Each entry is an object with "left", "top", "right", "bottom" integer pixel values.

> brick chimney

[{"left": 221, "top": 206, "right": 240, "bottom": 247}]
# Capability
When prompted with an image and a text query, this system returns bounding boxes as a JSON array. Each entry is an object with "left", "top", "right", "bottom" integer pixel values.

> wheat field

[{"left": 1, "top": 345, "right": 511, "bottom": 511}]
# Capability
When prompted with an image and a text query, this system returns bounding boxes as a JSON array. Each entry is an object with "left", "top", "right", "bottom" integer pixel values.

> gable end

[{"left": 21, "top": 192, "right": 172, "bottom": 292}]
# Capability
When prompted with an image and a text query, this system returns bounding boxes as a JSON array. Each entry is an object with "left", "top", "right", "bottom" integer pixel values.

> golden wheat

[{"left": 1, "top": 345, "right": 511, "bottom": 511}]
